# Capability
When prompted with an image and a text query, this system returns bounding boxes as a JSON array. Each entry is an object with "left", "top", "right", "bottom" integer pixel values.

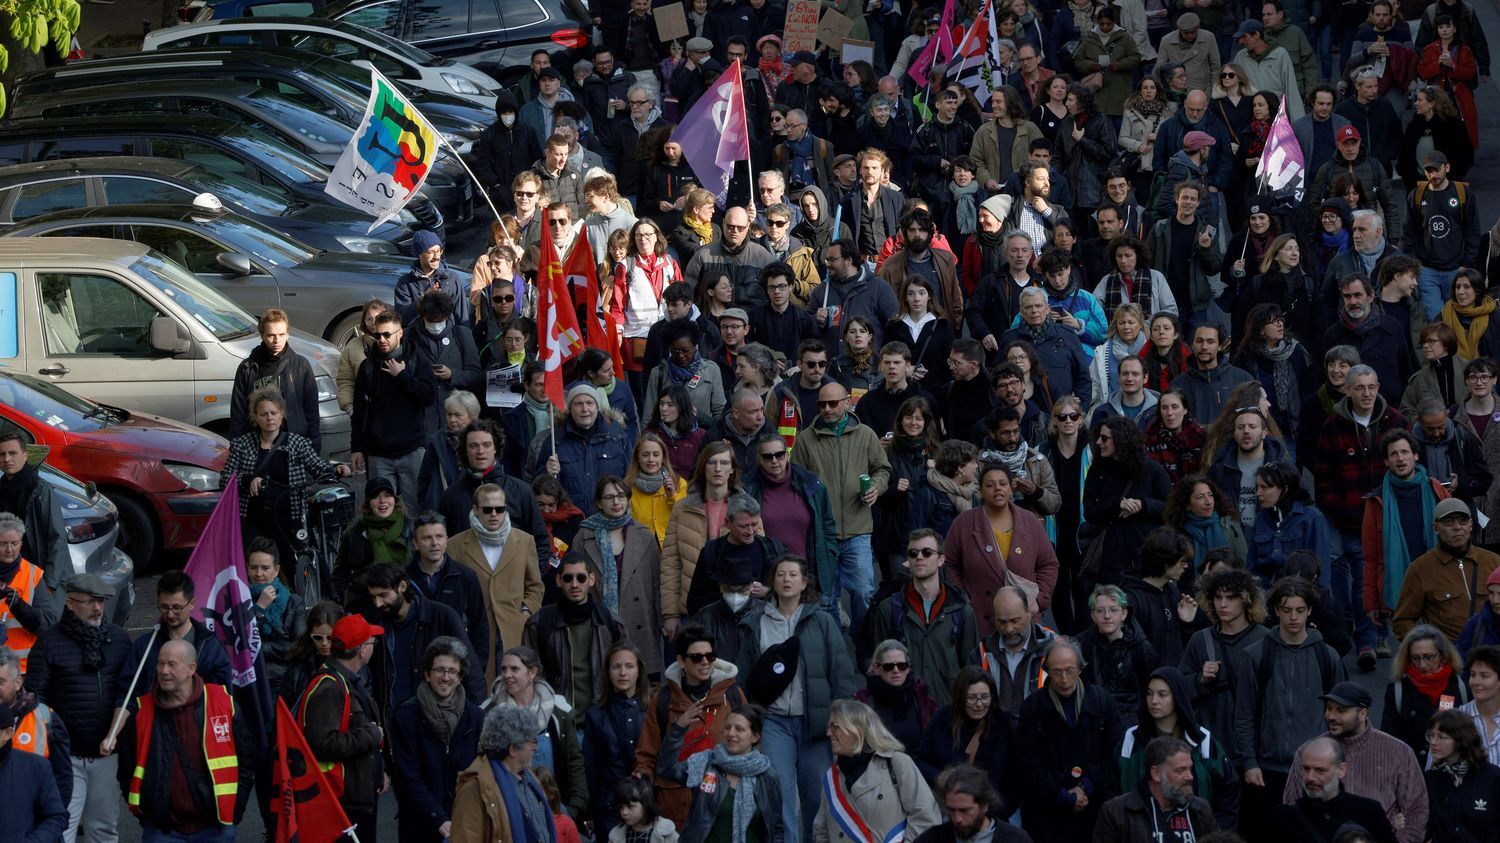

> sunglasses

[
  {"left": 906, "top": 547, "right": 939, "bottom": 559},
  {"left": 759, "top": 450, "right": 788, "bottom": 461},
  {"left": 514, "top": 190, "right": 538, "bottom": 198},
  {"left": 767, "top": 219, "right": 789, "bottom": 227},
  {"left": 560, "top": 573, "right": 590, "bottom": 584},
  {"left": 1055, "top": 412, "right": 1082, "bottom": 422},
  {"left": 684, "top": 651, "right": 717, "bottom": 663},
  {"left": 373, "top": 330, "right": 400, "bottom": 340},
  {"left": 479, "top": 505, "right": 507, "bottom": 515},
  {"left": 879, "top": 661, "right": 910, "bottom": 672},
  {"left": 492, "top": 294, "right": 516, "bottom": 303},
  {"left": 549, "top": 218, "right": 570, "bottom": 226},
  {"left": 802, "top": 359, "right": 828, "bottom": 368},
  {"left": 818, "top": 399, "right": 845, "bottom": 408},
  {"left": 1220, "top": 72, "right": 1236, "bottom": 79}
]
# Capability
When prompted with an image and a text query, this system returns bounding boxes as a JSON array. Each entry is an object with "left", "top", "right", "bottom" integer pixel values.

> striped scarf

[{"left": 1102, "top": 270, "right": 1155, "bottom": 317}]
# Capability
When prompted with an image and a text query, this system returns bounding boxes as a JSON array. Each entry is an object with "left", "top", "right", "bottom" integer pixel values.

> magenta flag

[
  {"left": 185, "top": 475, "right": 261, "bottom": 686},
  {"left": 1254, "top": 96, "right": 1305, "bottom": 201},
  {"left": 907, "top": 0, "right": 956, "bottom": 87},
  {"left": 672, "top": 60, "right": 751, "bottom": 206}
]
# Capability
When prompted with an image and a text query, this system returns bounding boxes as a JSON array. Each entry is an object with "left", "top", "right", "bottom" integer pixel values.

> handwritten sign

[
  {"left": 655, "top": 2, "right": 688, "bottom": 43},
  {"left": 818, "top": 8, "right": 855, "bottom": 51},
  {"left": 783, "top": 0, "right": 820, "bottom": 54}
]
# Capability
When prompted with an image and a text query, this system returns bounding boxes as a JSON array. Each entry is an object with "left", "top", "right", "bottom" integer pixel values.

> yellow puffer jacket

[{"left": 631, "top": 480, "right": 688, "bottom": 545}]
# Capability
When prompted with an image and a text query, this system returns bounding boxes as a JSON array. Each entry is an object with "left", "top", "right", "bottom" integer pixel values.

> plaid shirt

[
  {"left": 1314, "top": 399, "right": 1411, "bottom": 531},
  {"left": 223, "top": 429, "right": 337, "bottom": 526}
]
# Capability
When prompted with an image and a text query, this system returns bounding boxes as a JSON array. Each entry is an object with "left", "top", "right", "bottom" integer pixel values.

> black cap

[
  {"left": 365, "top": 476, "right": 398, "bottom": 500},
  {"left": 538, "top": 67, "right": 563, "bottom": 81},
  {"left": 1319, "top": 681, "right": 1373, "bottom": 708},
  {"left": 791, "top": 50, "right": 819, "bottom": 66}
]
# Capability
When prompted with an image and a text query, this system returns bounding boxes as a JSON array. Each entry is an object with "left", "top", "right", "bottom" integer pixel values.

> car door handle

[
  {"left": 39, "top": 364, "right": 70, "bottom": 376},
  {"left": 477, "top": 39, "right": 502, "bottom": 49}
]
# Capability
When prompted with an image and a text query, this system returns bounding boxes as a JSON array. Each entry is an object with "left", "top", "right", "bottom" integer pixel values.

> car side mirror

[
  {"left": 149, "top": 317, "right": 190, "bottom": 355},
  {"left": 217, "top": 252, "right": 253, "bottom": 276}
]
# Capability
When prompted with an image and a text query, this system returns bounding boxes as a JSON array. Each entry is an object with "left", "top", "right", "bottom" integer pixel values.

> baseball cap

[
  {"left": 332, "top": 615, "right": 385, "bottom": 650},
  {"left": 1234, "top": 19, "right": 1264, "bottom": 38},
  {"left": 686, "top": 37, "right": 714, "bottom": 53},
  {"left": 1336, "top": 124, "right": 1361, "bottom": 144},
  {"left": 1435, "top": 498, "right": 1473, "bottom": 521},
  {"left": 1319, "top": 681, "right": 1373, "bottom": 708},
  {"left": 1183, "top": 130, "right": 1216, "bottom": 152},
  {"left": 1177, "top": 12, "right": 1200, "bottom": 30},
  {"left": 65, "top": 572, "right": 112, "bottom": 599},
  {"left": 1424, "top": 150, "right": 1450, "bottom": 169},
  {"left": 537, "top": 67, "right": 563, "bottom": 81},
  {"left": 720, "top": 307, "right": 750, "bottom": 325},
  {"left": 791, "top": 50, "right": 819, "bottom": 66}
]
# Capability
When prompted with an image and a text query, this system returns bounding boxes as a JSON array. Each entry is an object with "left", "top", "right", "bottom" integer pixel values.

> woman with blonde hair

[
  {"left": 1090, "top": 302, "right": 1148, "bottom": 405},
  {"left": 625, "top": 433, "right": 686, "bottom": 543},
  {"left": 1210, "top": 63, "right": 1256, "bottom": 152},
  {"left": 1383, "top": 624, "right": 1468, "bottom": 759},
  {"left": 815, "top": 699, "right": 942, "bottom": 843}
]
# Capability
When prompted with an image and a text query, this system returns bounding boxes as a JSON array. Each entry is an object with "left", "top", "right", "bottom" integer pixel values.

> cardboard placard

[
  {"left": 840, "top": 38, "right": 875, "bottom": 65},
  {"left": 817, "top": 8, "right": 855, "bottom": 51},
  {"left": 783, "top": 0, "right": 820, "bottom": 53},
  {"left": 655, "top": 2, "right": 689, "bottom": 43}
]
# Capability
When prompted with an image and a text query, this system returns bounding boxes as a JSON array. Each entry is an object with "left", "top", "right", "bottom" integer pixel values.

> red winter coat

[{"left": 1418, "top": 41, "right": 1480, "bottom": 147}]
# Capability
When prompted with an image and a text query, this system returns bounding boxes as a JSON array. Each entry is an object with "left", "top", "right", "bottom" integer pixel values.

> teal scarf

[
  {"left": 1184, "top": 514, "right": 1228, "bottom": 569},
  {"left": 580, "top": 510, "right": 632, "bottom": 614},
  {"left": 523, "top": 393, "right": 553, "bottom": 436},
  {"left": 1381, "top": 466, "right": 1437, "bottom": 607}
]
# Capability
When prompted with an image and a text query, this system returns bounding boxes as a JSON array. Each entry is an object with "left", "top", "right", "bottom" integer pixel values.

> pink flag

[
  {"left": 907, "top": 0, "right": 956, "bottom": 87},
  {"left": 184, "top": 477, "right": 261, "bottom": 685},
  {"left": 672, "top": 60, "right": 751, "bottom": 206},
  {"left": 1254, "top": 95, "right": 1305, "bottom": 202}
]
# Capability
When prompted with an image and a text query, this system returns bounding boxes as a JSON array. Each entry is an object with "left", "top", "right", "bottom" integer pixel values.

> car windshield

[
  {"left": 0, "top": 371, "right": 108, "bottom": 432},
  {"left": 202, "top": 214, "right": 318, "bottom": 268},
  {"left": 130, "top": 252, "right": 258, "bottom": 340},
  {"left": 329, "top": 19, "right": 441, "bottom": 63},
  {"left": 187, "top": 168, "right": 290, "bottom": 216},
  {"left": 244, "top": 89, "right": 352, "bottom": 147},
  {"left": 218, "top": 129, "right": 331, "bottom": 183},
  {"left": 291, "top": 69, "right": 368, "bottom": 114}
]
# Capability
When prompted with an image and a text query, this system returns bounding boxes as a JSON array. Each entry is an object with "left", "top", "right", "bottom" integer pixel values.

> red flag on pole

[
  {"left": 538, "top": 217, "right": 585, "bottom": 410},
  {"left": 908, "top": 0, "right": 957, "bottom": 87},
  {"left": 562, "top": 229, "right": 623, "bottom": 379},
  {"left": 272, "top": 698, "right": 353, "bottom": 843}
]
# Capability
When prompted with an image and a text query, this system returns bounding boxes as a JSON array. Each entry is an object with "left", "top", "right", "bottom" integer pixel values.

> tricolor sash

[{"left": 823, "top": 766, "right": 906, "bottom": 843}]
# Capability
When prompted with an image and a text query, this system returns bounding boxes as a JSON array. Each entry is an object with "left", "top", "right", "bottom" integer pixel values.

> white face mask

[
  {"left": 424, "top": 320, "right": 446, "bottom": 335},
  {"left": 500, "top": 113, "right": 516, "bottom": 127},
  {"left": 722, "top": 591, "right": 750, "bottom": 612}
]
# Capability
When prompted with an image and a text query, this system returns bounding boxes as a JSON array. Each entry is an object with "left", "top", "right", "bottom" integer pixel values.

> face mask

[
  {"left": 722, "top": 591, "right": 750, "bottom": 612},
  {"left": 500, "top": 113, "right": 516, "bottom": 127},
  {"left": 424, "top": 320, "right": 446, "bottom": 335}
]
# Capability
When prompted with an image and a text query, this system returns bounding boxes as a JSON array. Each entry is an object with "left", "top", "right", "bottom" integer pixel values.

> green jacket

[
  {"left": 789, "top": 413, "right": 892, "bottom": 539},
  {"left": 736, "top": 603, "right": 858, "bottom": 735},
  {"left": 1264, "top": 21, "right": 1318, "bottom": 95},
  {"left": 1074, "top": 26, "right": 1142, "bottom": 116}
]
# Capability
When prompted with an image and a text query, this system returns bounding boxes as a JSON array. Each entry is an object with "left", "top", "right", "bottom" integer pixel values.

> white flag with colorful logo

[{"left": 325, "top": 67, "right": 440, "bottom": 232}]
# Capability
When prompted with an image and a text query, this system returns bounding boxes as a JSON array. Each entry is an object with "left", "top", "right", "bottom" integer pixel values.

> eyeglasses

[
  {"left": 1049, "top": 667, "right": 1081, "bottom": 678},
  {"left": 628, "top": 99, "right": 652, "bottom": 106},
  {"left": 684, "top": 651, "right": 717, "bottom": 663},
  {"left": 373, "top": 330, "right": 400, "bottom": 340},
  {"left": 514, "top": 190, "right": 538, "bottom": 198},
  {"left": 766, "top": 282, "right": 792, "bottom": 291},
  {"left": 880, "top": 661, "right": 910, "bottom": 672},
  {"left": 965, "top": 693, "right": 993, "bottom": 704},
  {"left": 802, "top": 359, "right": 828, "bottom": 369},
  {"left": 310, "top": 633, "right": 332, "bottom": 643},
  {"left": 479, "top": 505, "right": 507, "bottom": 515},
  {"left": 560, "top": 573, "right": 590, "bottom": 584},
  {"left": 758, "top": 187, "right": 780, "bottom": 194},
  {"left": 818, "top": 399, "right": 845, "bottom": 408},
  {"left": 1411, "top": 652, "right": 1444, "bottom": 665},
  {"left": 906, "top": 547, "right": 939, "bottom": 559},
  {"left": 158, "top": 603, "right": 191, "bottom": 614},
  {"left": 759, "top": 450, "right": 788, "bottom": 462},
  {"left": 492, "top": 294, "right": 516, "bottom": 303},
  {"left": 784, "top": 122, "right": 806, "bottom": 130},
  {"left": 599, "top": 492, "right": 629, "bottom": 503},
  {"left": 1467, "top": 372, "right": 1495, "bottom": 381},
  {"left": 428, "top": 666, "right": 461, "bottom": 677},
  {"left": 1055, "top": 412, "right": 1081, "bottom": 422}
]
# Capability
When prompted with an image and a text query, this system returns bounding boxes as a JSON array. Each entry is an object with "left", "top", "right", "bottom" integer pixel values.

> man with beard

[
  {"left": 840, "top": 150, "right": 906, "bottom": 267},
  {"left": 360, "top": 563, "right": 484, "bottom": 719},
  {"left": 977, "top": 586, "right": 1057, "bottom": 715},
  {"left": 1321, "top": 211, "right": 1401, "bottom": 323},
  {"left": 1000, "top": 288, "right": 1090, "bottom": 404},
  {"left": 1206, "top": 407, "right": 1288, "bottom": 529},
  {"left": 914, "top": 764, "right": 1033, "bottom": 843},
  {"left": 1171, "top": 323, "right": 1254, "bottom": 422},
  {"left": 1283, "top": 682, "right": 1425, "bottom": 843},
  {"left": 404, "top": 513, "right": 488, "bottom": 666},
  {"left": 988, "top": 160, "right": 1071, "bottom": 254},
  {"left": 1154, "top": 91, "right": 1234, "bottom": 197},
  {"left": 979, "top": 407, "right": 1060, "bottom": 517},
  {"left": 1271, "top": 738, "right": 1398, "bottom": 843},
  {"left": 447, "top": 484, "right": 542, "bottom": 688},
  {"left": 878, "top": 209, "right": 965, "bottom": 331},
  {"left": 229, "top": 308, "right": 320, "bottom": 452},
  {"left": 1402, "top": 152, "right": 1482, "bottom": 320},
  {"left": 522, "top": 553, "right": 624, "bottom": 725},
  {"left": 396, "top": 229, "right": 470, "bottom": 328},
  {"left": 1323, "top": 273, "right": 1415, "bottom": 407},
  {"left": 0, "top": 433, "right": 65, "bottom": 596},
  {"left": 129, "top": 571, "right": 231, "bottom": 695},
  {"left": 437, "top": 421, "right": 547, "bottom": 560},
  {"left": 1094, "top": 736, "right": 1218, "bottom": 841},
  {"left": 808, "top": 239, "right": 900, "bottom": 354},
  {"left": 352, "top": 310, "right": 437, "bottom": 515},
  {"left": 27, "top": 573, "right": 133, "bottom": 843},
  {"left": 911, "top": 90, "right": 976, "bottom": 225},
  {"left": 685, "top": 207, "right": 775, "bottom": 306}
]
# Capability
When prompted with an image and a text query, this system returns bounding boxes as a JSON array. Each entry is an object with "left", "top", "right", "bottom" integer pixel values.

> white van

[{"left": 0, "top": 237, "right": 350, "bottom": 456}]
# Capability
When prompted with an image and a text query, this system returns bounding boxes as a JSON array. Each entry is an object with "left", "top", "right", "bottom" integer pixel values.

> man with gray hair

[
  {"left": 1322, "top": 211, "right": 1400, "bottom": 323},
  {"left": 684, "top": 494, "right": 788, "bottom": 617},
  {"left": 1000, "top": 287, "right": 1090, "bottom": 403},
  {"left": 609, "top": 83, "right": 667, "bottom": 202},
  {"left": 1269, "top": 737, "right": 1397, "bottom": 843},
  {"left": 0, "top": 647, "right": 72, "bottom": 804},
  {"left": 753, "top": 170, "right": 803, "bottom": 232},
  {"left": 1095, "top": 736, "right": 1218, "bottom": 841},
  {"left": 453, "top": 704, "right": 555, "bottom": 842},
  {"left": 706, "top": 388, "right": 776, "bottom": 475}
]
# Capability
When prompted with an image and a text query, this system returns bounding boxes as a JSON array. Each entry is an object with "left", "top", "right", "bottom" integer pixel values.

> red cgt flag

[
  {"left": 538, "top": 216, "right": 585, "bottom": 410},
  {"left": 562, "top": 229, "right": 623, "bottom": 379},
  {"left": 272, "top": 698, "right": 354, "bottom": 843}
]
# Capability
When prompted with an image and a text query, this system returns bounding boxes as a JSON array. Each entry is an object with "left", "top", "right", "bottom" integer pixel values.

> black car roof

[
  {"left": 19, "top": 45, "right": 344, "bottom": 78},
  {"left": 7, "top": 203, "right": 234, "bottom": 226},
  {"left": 0, "top": 157, "right": 204, "bottom": 185},
  {"left": 0, "top": 113, "right": 244, "bottom": 136}
]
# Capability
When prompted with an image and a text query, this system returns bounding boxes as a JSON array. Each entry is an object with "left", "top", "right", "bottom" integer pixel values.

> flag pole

[
  {"left": 434, "top": 131, "right": 516, "bottom": 251},
  {"left": 105, "top": 623, "right": 160, "bottom": 747}
]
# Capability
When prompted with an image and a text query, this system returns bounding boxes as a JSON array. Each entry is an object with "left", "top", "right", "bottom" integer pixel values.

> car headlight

[
  {"left": 316, "top": 374, "right": 336, "bottom": 403},
  {"left": 442, "top": 73, "right": 487, "bottom": 96},
  {"left": 165, "top": 463, "right": 221, "bottom": 492},
  {"left": 336, "top": 236, "right": 401, "bottom": 254}
]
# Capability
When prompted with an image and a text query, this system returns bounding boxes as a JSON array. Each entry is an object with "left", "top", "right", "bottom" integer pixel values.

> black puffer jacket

[
  {"left": 230, "top": 342, "right": 322, "bottom": 453},
  {"left": 1075, "top": 619, "right": 1159, "bottom": 729},
  {"left": 26, "top": 619, "right": 135, "bottom": 758},
  {"left": 471, "top": 91, "right": 541, "bottom": 209}
]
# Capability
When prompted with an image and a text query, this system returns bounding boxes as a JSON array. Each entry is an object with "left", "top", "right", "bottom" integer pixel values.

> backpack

[
  {"left": 1413, "top": 179, "right": 1470, "bottom": 250},
  {"left": 1145, "top": 169, "right": 1169, "bottom": 216}
]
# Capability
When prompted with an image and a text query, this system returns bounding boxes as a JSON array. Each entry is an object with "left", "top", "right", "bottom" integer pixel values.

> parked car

[
  {"left": 0, "top": 116, "right": 446, "bottom": 249},
  {"left": 33, "top": 455, "right": 135, "bottom": 623},
  {"left": 142, "top": 16, "right": 503, "bottom": 107},
  {"left": 0, "top": 369, "right": 225, "bottom": 566},
  {"left": 6, "top": 198, "right": 436, "bottom": 345},
  {"left": 5, "top": 79, "right": 475, "bottom": 228},
  {"left": 0, "top": 155, "right": 425, "bottom": 255},
  {"left": 315, "top": 0, "right": 592, "bottom": 84},
  {"left": 178, "top": 0, "right": 331, "bottom": 22},
  {"left": 13, "top": 45, "right": 492, "bottom": 154},
  {"left": 0, "top": 236, "right": 351, "bottom": 456}
]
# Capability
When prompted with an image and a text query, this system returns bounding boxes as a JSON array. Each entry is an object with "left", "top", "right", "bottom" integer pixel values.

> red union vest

[
  {"left": 126, "top": 683, "right": 239, "bottom": 825},
  {"left": 295, "top": 669, "right": 352, "bottom": 797}
]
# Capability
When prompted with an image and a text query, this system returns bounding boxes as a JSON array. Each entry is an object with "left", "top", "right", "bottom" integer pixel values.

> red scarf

[{"left": 1406, "top": 663, "right": 1455, "bottom": 706}]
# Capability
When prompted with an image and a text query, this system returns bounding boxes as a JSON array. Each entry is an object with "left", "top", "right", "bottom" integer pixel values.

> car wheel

[
  {"left": 327, "top": 310, "right": 363, "bottom": 348},
  {"left": 106, "top": 493, "right": 159, "bottom": 572}
]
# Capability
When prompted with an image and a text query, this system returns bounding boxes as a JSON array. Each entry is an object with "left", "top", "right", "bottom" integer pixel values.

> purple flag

[
  {"left": 185, "top": 474, "right": 261, "bottom": 686},
  {"left": 673, "top": 60, "right": 751, "bottom": 206},
  {"left": 907, "top": 0, "right": 956, "bottom": 87},
  {"left": 1254, "top": 96, "right": 1305, "bottom": 202}
]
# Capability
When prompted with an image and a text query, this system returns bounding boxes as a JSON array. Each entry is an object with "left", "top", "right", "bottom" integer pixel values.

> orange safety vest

[
  {"left": 0, "top": 559, "right": 44, "bottom": 672},
  {"left": 126, "top": 683, "right": 239, "bottom": 825},
  {"left": 295, "top": 669, "right": 352, "bottom": 797},
  {"left": 13, "top": 703, "right": 53, "bottom": 758},
  {"left": 776, "top": 391, "right": 801, "bottom": 452}
]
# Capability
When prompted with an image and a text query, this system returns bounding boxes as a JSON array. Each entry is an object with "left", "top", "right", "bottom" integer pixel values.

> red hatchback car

[{"left": 0, "top": 369, "right": 226, "bottom": 567}]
